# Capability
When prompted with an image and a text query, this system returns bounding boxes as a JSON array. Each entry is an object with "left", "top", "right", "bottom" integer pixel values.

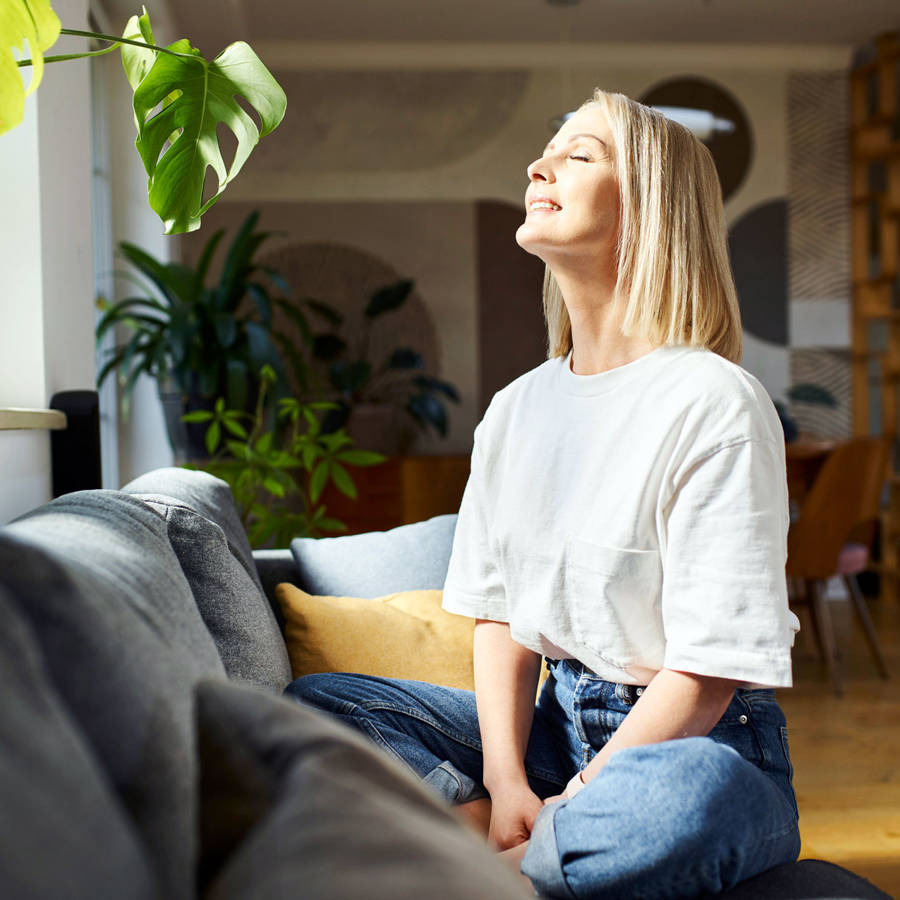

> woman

[{"left": 287, "top": 89, "right": 801, "bottom": 899}]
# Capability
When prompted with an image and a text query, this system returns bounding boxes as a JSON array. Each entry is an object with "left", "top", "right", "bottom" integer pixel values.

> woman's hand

[
  {"left": 542, "top": 771, "right": 585, "bottom": 807},
  {"left": 487, "top": 782, "right": 545, "bottom": 850}
]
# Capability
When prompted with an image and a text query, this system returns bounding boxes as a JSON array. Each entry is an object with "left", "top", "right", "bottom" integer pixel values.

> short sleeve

[
  {"left": 660, "top": 438, "right": 799, "bottom": 687},
  {"left": 441, "top": 422, "right": 508, "bottom": 622}
]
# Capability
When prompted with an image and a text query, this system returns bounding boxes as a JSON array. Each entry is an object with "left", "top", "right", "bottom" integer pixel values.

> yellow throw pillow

[{"left": 275, "top": 585, "right": 477, "bottom": 690}]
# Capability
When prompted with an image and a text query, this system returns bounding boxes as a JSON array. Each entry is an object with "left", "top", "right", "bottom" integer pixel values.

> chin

[{"left": 515, "top": 223, "right": 544, "bottom": 258}]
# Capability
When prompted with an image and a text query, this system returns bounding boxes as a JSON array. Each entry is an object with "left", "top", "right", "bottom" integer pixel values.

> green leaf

[
  {"left": 212, "top": 312, "right": 237, "bottom": 348},
  {"left": 181, "top": 409, "right": 215, "bottom": 423},
  {"left": 318, "top": 517, "right": 348, "bottom": 534},
  {"left": 255, "top": 431, "right": 273, "bottom": 455},
  {"left": 218, "top": 211, "right": 261, "bottom": 307},
  {"left": 408, "top": 392, "right": 447, "bottom": 436},
  {"left": 389, "top": 347, "right": 424, "bottom": 370},
  {"left": 309, "top": 460, "right": 329, "bottom": 504},
  {"left": 119, "top": 11, "right": 156, "bottom": 92},
  {"left": 301, "top": 442, "right": 319, "bottom": 471},
  {"left": 226, "top": 440, "right": 251, "bottom": 461},
  {"left": 413, "top": 374, "right": 461, "bottom": 402},
  {"left": 329, "top": 461, "right": 357, "bottom": 499},
  {"left": 247, "top": 282, "right": 273, "bottom": 326},
  {"left": 274, "top": 297, "right": 313, "bottom": 343},
  {"left": 263, "top": 476, "right": 284, "bottom": 498},
  {"left": 193, "top": 228, "right": 225, "bottom": 292},
  {"left": 118, "top": 242, "right": 183, "bottom": 306},
  {"left": 365, "top": 279, "right": 414, "bottom": 318},
  {"left": 305, "top": 299, "right": 343, "bottom": 328},
  {"left": 0, "top": 0, "right": 61, "bottom": 137},
  {"left": 222, "top": 417, "right": 248, "bottom": 439},
  {"left": 205, "top": 420, "right": 221, "bottom": 455},
  {"left": 131, "top": 39, "right": 287, "bottom": 234},
  {"left": 337, "top": 449, "right": 386, "bottom": 467}
]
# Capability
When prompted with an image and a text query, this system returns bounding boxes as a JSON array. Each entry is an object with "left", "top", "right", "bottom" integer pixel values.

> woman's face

[{"left": 515, "top": 103, "right": 621, "bottom": 267}]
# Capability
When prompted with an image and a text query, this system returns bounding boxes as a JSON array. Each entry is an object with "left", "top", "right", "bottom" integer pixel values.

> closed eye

[{"left": 569, "top": 154, "right": 591, "bottom": 162}]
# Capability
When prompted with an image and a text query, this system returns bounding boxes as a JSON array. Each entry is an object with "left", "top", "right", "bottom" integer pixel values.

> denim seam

[
  {"left": 358, "top": 700, "right": 564, "bottom": 787},
  {"left": 355, "top": 718, "right": 413, "bottom": 768},
  {"left": 359, "top": 701, "right": 484, "bottom": 751}
]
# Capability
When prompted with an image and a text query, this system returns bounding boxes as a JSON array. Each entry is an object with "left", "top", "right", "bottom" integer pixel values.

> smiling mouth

[{"left": 529, "top": 201, "right": 562, "bottom": 212}]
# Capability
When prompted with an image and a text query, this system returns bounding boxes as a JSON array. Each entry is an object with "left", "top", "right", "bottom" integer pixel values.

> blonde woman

[{"left": 288, "top": 89, "right": 801, "bottom": 898}]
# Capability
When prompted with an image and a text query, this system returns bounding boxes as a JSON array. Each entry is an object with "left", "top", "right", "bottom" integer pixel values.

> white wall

[
  {"left": 0, "top": 0, "right": 180, "bottom": 523},
  {"left": 101, "top": 50, "right": 174, "bottom": 485},
  {"left": 0, "top": 0, "right": 94, "bottom": 523}
]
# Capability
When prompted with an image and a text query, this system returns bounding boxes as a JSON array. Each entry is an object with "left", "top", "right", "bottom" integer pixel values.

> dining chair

[{"left": 785, "top": 435, "right": 892, "bottom": 695}]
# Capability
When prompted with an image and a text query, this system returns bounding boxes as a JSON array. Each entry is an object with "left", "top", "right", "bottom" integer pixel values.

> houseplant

[
  {"left": 183, "top": 365, "right": 385, "bottom": 546},
  {"left": 310, "top": 278, "right": 461, "bottom": 454},
  {"left": 3, "top": 2, "right": 286, "bottom": 234},
  {"left": 95, "top": 210, "right": 314, "bottom": 459}
]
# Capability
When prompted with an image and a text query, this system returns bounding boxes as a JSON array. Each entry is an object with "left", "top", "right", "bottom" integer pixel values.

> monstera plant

[{"left": 2, "top": 1, "right": 286, "bottom": 234}]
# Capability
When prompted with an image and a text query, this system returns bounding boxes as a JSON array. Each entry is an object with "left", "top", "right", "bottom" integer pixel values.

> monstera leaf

[
  {"left": 120, "top": 10, "right": 156, "bottom": 92},
  {"left": 0, "top": 0, "right": 60, "bottom": 135},
  {"left": 127, "top": 26, "right": 286, "bottom": 234}
]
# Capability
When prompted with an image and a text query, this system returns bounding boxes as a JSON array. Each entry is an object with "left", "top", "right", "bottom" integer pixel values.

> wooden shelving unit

[{"left": 850, "top": 32, "right": 900, "bottom": 599}]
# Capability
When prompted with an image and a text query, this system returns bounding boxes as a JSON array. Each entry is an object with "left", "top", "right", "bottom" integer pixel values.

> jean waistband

[{"left": 549, "top": 658, "right": 647, "bottom": 705}]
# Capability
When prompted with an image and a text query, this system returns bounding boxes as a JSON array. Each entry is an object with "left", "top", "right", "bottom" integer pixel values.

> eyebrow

[{"left": 543, "top": 133, "right": 608, "bottom": 155}]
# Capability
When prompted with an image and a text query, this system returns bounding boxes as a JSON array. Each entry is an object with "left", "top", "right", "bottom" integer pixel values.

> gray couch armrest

[{"left": 253, "top": 550, "right": 300, "bottom": 629}]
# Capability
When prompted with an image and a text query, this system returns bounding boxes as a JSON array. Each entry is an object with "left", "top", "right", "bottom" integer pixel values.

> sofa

[{"left": 0, "top": 466, "right": 890, "bottom": 900}]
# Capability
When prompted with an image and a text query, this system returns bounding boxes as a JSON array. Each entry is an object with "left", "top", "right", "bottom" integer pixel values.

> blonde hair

[{"left": 543, "top": 89, "right": 742, "bottom": 364}]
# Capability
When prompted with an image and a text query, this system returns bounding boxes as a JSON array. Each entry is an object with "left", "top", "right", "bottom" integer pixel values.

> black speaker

[{"left": 49, "top": 390, "right": 102, "bottom": 498}]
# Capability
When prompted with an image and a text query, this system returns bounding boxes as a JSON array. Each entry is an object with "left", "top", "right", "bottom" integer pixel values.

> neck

[{"left": 550, "top": 262, "right": 655, "bottom": 376}]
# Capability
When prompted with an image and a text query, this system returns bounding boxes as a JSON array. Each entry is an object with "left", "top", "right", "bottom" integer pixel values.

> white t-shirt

[{"left": 442, "top": 344, "right": 800, "bottom": 688}]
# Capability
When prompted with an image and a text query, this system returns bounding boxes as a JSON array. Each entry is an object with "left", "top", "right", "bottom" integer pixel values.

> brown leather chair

[{"left": 786, "top": 435, "right": 892, "bottom": 695}]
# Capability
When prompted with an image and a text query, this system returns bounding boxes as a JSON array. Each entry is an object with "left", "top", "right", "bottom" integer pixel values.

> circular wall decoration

[
  {"left": 256, "top": 242, "right": 442, "bottom": 454},
  {"left": 727, "top": 198, "right": 788, "bottom": 347},
  {"left": 640, "top": 77, "right": 753, "bottom": 202}
]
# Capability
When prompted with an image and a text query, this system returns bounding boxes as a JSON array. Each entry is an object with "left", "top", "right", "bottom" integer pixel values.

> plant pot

[
  {"left": 345, "top": 403, "right": 416, "bottom": 457},
  {"left": 157, "top": 377, "right": 214, "bottom": 462}
]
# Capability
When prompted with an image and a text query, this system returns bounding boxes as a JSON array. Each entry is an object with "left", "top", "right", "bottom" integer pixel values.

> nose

[{"left": 527, "top": 155, "right": 554, "bottom": 183}]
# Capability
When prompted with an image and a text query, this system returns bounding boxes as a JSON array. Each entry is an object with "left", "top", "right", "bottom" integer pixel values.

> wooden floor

[{"left": 777, "top": 589, "right": 900, "bottom": 898}]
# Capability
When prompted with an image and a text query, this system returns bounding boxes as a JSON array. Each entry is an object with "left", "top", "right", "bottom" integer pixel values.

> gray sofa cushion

[
  {"left": 290, "top": 514, "right": 457, "bottom": 598},
  {"left": 195, "top": 679, "right": 530, "bottom": 900},
  {"left": 124, "top": 468, "right": 291, "bottom": 692},
  {"left": 2, "top": 490, "right": 226, "bottom": 900},
  {"left": 123, "top": 467, "right": 262, "bottom": 592},
  {"left": 0, "top": 586, "right": 159, "bottom": 899}
]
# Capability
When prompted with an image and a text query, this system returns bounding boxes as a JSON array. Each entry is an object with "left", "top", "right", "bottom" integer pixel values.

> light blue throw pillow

[{"left": 290, "top": 515, "right": 457, "bottom": 598}]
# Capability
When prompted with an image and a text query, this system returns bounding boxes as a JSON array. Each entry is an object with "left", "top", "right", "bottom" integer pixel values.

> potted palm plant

[{"left": 95, "top": 210, "right": 317, "bottom": 460}]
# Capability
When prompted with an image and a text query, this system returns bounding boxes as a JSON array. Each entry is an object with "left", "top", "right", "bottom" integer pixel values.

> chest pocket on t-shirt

[{"left": 565, "top": 538, "right": 665, "bottom": 669}]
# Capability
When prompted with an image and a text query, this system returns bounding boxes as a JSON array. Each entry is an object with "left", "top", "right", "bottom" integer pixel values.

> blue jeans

[{"left": 286, "top": 659, "right": 801, "bottom": 899}]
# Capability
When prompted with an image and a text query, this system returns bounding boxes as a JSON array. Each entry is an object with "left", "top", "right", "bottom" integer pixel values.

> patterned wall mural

[
  {"left": 243, "top": 70, "right": 530, "bottom": 174},
  {"left": 787, "top": 71, "right": 852, "bottom": 438}
]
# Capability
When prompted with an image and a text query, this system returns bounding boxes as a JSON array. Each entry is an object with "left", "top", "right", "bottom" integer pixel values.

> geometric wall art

[
  {"left": 787, "top": 71, "right": 852, "bottom": 438},
  {"left": 639, "top": 76, "right": 753, "bottom": 202}
]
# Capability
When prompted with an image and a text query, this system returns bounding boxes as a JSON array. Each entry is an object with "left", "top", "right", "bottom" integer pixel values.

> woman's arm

[
  {"left": 562, "top": 668, "right": 738, "bottom": 798},
  {"left": 474, "top": 619, "right": 544, "bottom": 848}
]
